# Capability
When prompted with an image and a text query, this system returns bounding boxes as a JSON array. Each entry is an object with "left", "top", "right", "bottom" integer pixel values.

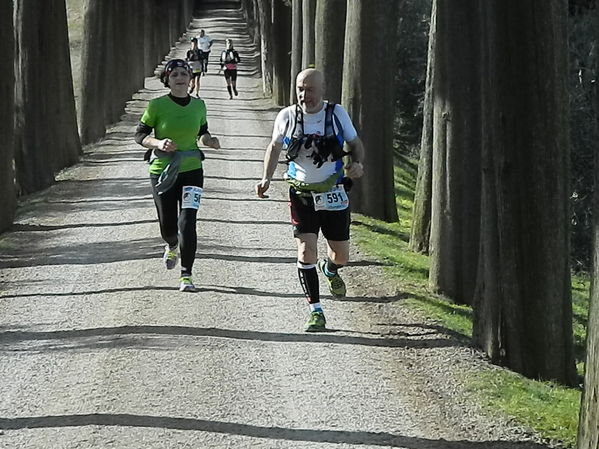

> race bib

[
  {"left": 312, "top": 185, "right": 349, "bottom": 211},
  {"left": 181, "top": 186, "right": 203, "bottom": 210}
]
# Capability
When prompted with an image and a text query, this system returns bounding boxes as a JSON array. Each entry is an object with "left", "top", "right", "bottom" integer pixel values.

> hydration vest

[{"left": 283, "top": 103, "right": 349, "bottom": 168}]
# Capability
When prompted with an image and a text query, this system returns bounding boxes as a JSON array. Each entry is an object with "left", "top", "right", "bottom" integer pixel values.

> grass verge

[{"left": 351, "top": 153, "right": 586, "bottom": 448}]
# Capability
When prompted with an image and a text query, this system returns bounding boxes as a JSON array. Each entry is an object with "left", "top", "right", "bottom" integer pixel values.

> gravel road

[{"left": 0, "top": 2, "right": 558, "bottom": 448}]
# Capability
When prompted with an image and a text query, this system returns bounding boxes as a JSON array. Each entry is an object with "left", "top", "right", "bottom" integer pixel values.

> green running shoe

[
  {"left": 163, "top": 245, "right": 178, "bottom": 270},
  {"left": 317, "top": 259, "right": 346, "bottom": 298},
  {"left": 179, "top": 276, "right": 199, "bottom": 292},
  {"left": 305, "top": 311, "right": 326, "bottom": 332}
]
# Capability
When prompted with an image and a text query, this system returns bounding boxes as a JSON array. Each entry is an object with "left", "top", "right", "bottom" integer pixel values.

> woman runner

[
  {"left": 134, "top": 59, "right": 221, "bottom": 292},
  {"left": 220, "top": 38, "right": 241, "bottom": 100}
]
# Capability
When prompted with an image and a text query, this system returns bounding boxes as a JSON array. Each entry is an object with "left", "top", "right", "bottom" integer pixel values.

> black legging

[{"left": 150, "top": 168, "right": 204, "bottom": 276}]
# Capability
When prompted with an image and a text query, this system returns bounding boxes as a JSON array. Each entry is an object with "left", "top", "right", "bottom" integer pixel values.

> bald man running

[{"left": 256, "top": 68, "right": 365, "bottom": 332}]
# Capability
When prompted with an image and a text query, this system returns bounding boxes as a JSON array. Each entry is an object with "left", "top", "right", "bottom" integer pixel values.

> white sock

[{"left": 309, "top": 302, "right": 322, "bottom": 312}]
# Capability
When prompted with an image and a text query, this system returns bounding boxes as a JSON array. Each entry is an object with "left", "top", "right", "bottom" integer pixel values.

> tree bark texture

[
  {"left": 341, "top": 0, "right": 398, "bottom": 221},
  {"left": 272, "top": 0, "right": 292, "bottom": 106},
  {"left": 576, "top": 4, "right": 599, "bottom": 446},
  {"left": 257, "top": 0, "right": 273, "bottom": 96},
  {"left": 314, "top": 0, "right": 346, "bottom": 103},
  {"left": 14, "top": 0, "right": 81, "bottom": 194},
  {"left": 408, "top": 0, "right": 435, "bottom": 255},
  {"left": 473, "top": 0, "right": 576, "bottom": 385},
  {"left": 289, "top": 0, "right": 302, "bottom": 102},
  {"left": 0, "top": 0, "right": 16, "bottom": 231},
  {"left": 427, "top": 0, "right": 482, "bottom": 305},
  {"left": 301, "top": 0, "right": 316, "bottom": 68}
]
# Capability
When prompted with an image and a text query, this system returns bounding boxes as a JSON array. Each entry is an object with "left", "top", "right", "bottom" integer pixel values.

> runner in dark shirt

[
  {"left": 186, "top": 38, "right": 204, "bottom": 97},
  {"left": 220, "top": 38, "right": 241, "bottom": 100}
]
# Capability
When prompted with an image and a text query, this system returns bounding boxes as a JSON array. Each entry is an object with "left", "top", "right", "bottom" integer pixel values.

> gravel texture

[{"left": 0, "top": 2, "right": 559, "bottom": 448}]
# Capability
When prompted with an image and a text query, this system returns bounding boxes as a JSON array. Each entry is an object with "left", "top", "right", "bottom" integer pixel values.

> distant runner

[
  {"left": 186, "top": 38, "right": 204, "bottom": 97},
  {"left": 220, "top": 39, "right": 241, "bottom": 100},
  {"left": 197, "top": 29, "right": 213, "bottom": 74}
]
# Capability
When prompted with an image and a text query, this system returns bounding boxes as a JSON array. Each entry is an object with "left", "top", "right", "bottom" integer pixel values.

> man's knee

[
  {"left": 327, "top": 241, "right": 350, "bottom": 265},
  {"left": 296, "top": 236, "right": 318, "bottom": 264}
]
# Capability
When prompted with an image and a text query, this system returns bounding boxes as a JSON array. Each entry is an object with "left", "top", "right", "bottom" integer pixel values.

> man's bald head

[
  {"left": 296, "top": 68, "right": 325, "bottom": 87},
  {"left": 296, "top": 69, "right": 325, "bottom": 113}
]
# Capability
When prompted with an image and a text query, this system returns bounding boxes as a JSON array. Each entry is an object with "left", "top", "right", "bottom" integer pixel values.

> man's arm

[
  {"left": 345, "top": 137, "right": 364, "bottom": 179},
  {"left": 256, "top": 140, "right": 283, "bottom": 197}
]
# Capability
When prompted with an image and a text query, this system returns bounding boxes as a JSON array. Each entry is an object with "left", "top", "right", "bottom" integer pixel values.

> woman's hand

[
  {"left": 158, "top": 138, "right": 177, "bottom": 152},
  {"left": 208, "top": 136, "right": 221, "bottom": 149}
]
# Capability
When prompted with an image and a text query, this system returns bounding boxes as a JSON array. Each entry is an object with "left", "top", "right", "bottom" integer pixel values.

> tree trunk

[
  {"left": 427, "top": 0, "right": 482, "bottom": 305},
  {"left": 81, "top": 0, "right": 194, "bottom": 145},
  {"left": 314, "top": 0, "right": 346, "bottom": 103},
  {"left": 142, "top": 0, "right": 155, "bottom": 75},
  {"left": 576, "top": 4, "right": 599, "bottom": 446},
  {"left": 257, "top": 0, "right": 273, "bottom": 96},
  {"left": 342, "top": 0, "right": 398, "bottom": 221},
  {"left": 14, "top": 0, "right": 80, "bottom": 194},
  {"left": 301, "top": 0, "right": 316, "bottom": 68},
  {"left": 272, "top": 0, "right": 292, "bottom": 106},
  {"left": 241, "top": 0, "right": 258, "bottom": 43},
  {"left": 577, "top": 166, "right": 599, "bottom": 448},
  {"left": 251, "top": 0, "right": 261, "bottom": 46},
  {"left": 408, "top": 0, "right": 435, "bottom": 254},
  {"left": 578, "top": 223, "right": 599, "bottom": 447},
  {"left": 80, "top": 0, "right": 110, "bottom": 144},
  {"left": 47, "top": 0, "right": 81, "bottom": 171},
  {"left": 0, "top": 0, "right": 16, "bottom": 232},
  {"left": 473, "top": 0, "right": 576, "bottom": 385},
  {"left": 289, "top": 0, "right": 302, "bottom": 102}
]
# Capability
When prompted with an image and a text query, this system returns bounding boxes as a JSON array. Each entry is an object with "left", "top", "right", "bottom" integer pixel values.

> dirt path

[{"left": 0, "top": 3, "right": 554, "bottom": 448}]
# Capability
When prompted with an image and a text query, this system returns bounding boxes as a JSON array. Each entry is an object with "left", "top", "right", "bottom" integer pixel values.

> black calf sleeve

[{"left": 298, "top": 263, "right": 319, "bottom": 304}]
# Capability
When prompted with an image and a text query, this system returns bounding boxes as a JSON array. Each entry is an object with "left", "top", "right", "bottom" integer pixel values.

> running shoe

[
  {"left": 163, "top": 245, "right": 178, "bottom": 270},
  {"left": 305, "top": 311, "right": 326, "bottom": 332},
  {"left": 317, "top": 259, "right": 346, "bottom": 297},
  {"left": 179, "top": 276, "right": 199, "bottom": 292}
]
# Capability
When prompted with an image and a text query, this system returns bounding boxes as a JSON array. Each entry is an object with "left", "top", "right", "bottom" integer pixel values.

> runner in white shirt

[
  {"left": 197, "top": 29, "right": 213, "bottom": 74},
  {"left": 256, "top": 68, "right": 365, "bottom": 332}
]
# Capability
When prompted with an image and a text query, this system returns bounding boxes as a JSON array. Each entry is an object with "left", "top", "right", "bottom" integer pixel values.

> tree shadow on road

[
  {"left": 11, "top": 219, "right": 156, "bottom": 233},
  {"left": 0, "top": 414, "right": 549, "bottom": 448},
  {"left": 0, "top": 237, "right": 162, "bottom": 269},
  {"left": 0, "top": 324, "right": 459, "bottom": 352}
]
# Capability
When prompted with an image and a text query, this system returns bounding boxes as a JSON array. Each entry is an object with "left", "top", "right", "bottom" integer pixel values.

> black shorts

[
  {"left": 288, "top": 188, "right": 351, "bottom": 241},
  {"left": 224, "top": 69, "right": 237, "bottom": 81},
  {"left": 192, "top": 71, "right": 202, "bottom": 78}
]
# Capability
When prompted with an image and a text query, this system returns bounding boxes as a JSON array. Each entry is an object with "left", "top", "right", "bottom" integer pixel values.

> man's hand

[
  {"left": 256, "top": 178, "right": 271, "bottom": 198},
  {"left": 345, "top": 161, "right": 364, "bottom": 179}
]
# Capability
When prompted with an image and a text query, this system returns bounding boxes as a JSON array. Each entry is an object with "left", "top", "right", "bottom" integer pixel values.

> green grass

[
  {"left": 468, "top": 371, "right": 581, "bottom": 448},
  {"left": 352, "top": 154, "right": 474, "bottom": 339},
  {"left": 572, "top": 275, "right": 590, "bottom": 372},
  {"left": 351, "top": 153, "right": 587, "bottom": 448}
]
